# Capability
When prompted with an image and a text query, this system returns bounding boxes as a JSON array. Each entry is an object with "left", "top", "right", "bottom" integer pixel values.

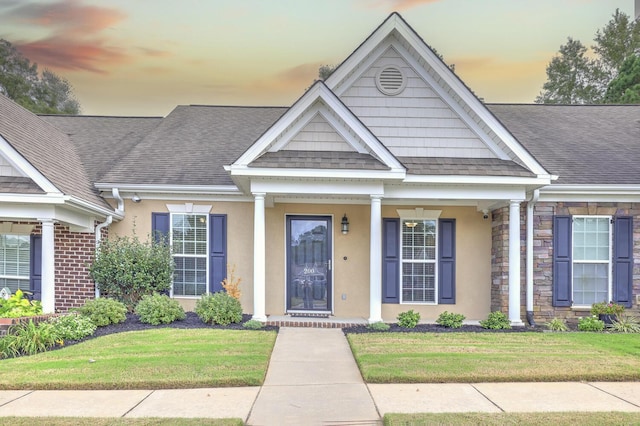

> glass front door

[{"left": 286, "top": 216, "right": 332, "bottom": 312}]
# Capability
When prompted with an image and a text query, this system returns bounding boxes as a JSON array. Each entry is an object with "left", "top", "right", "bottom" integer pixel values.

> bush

[
  {"left": 49, "top": 313, "right": 97, "bottom": 341},
  {"left": 609, "top": 314, "right": 640, "bottom": 333},
  {"left": 89, "top": 234, "right": 173, "bottom": 311},
  {"left": 578, "top": 315, "right": 605, "bottom": 332},
  {"left": 367, "top": 321, "right": 390, "bottom": 331},
  {"left": 0, "top": 289, "right": 43, "bottom": 318},
  {"left": 397, "top": 310, "right": 420, "bottom": 328},
  {"left": 480, "top": 311, "right": 511, "bottom": 329},
  {"left": 242, "top": 319, "right": 264, "bottom": 330},
  {"left": 0, "top": 320, "right": 59, "bottom": 358},
  {"left": 75, "top": 298, "right": 127, "bottom": 327},
  {"left": 195, "top": 292, "right": 242, "bottom": 325},
  {"left": 591, "top": 301, "right": 625, "bottom": 316},
  {"left": 545, "top": 317, "right": 568, "bottom": 332},
  {"left": 135, "top": 293, "right": 186, "bottom": 325},
  {"left": 436, "top": 311, "right": 465, "bottom": 328}
]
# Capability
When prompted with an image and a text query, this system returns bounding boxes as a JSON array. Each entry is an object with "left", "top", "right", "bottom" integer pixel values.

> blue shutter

[
  {"left": 553, "top": 215, "right": 572, "bottom": 307},
  {"left": 613, "top": 216, "right": 633, "bottom": 308},
  {"left": 438, "top": 218, "right": 456, "bottom": 304},
  {"left": 29, "top": 234, "right": 42, "bottom": 301},
  {"left": 209, "top": 214, "right": 227, "bottom": 293},
  {"left": 151, "top": 212, "right": 170, "bottom": 243},
  {"left": 382, "top": 218, "right": 400, "bottom": 303}
]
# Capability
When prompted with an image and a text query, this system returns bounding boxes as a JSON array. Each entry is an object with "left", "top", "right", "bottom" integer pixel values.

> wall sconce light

[
  {"left": 341, "top": 214, "right": 349, "bottom": 235},
  {"left": 132, "top": 193, "right": 141, "bottom": 203}
]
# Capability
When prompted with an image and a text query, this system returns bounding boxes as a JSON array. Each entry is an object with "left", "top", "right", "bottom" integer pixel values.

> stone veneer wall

[{"left": 491, "top": 202, "right": 640, "bottom": 325}]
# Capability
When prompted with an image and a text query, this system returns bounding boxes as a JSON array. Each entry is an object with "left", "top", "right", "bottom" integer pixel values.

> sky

[{"left": 0, "top": 0, "right": 636, "bottom": 116}]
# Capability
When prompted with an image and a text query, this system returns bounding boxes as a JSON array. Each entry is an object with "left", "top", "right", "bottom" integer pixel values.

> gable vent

[{"left": 376, "top": 66, "right": 406, "bottom": 96}]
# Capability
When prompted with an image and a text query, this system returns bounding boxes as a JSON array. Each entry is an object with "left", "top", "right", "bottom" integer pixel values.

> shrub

[
  {"left": 221, "top": 263, "right": 241, "bottom": 301},
  {"left": 242, "top": 319, "right": 264, "bottom": 330},
  {"left": 75, "top": 298, "right": 127, "bottom": 327},
  {"left": 0, "top": 289, "right": 43, "bottom": 318},
  {"left": 578, "top": 315, "right": 605, "bottom": 332},
  {"left": 436, "top": 311, "right": 465, "bottom": 328},
  {"left": 49, "top": 313, "right": 97, "bottom": 341},
  {"left": 397, "top": 310, "right": 420, "bottom": 328},
  {"left": 135, "top": 293, "right": 186, "bottom": 325},
  {"left": 367, "top": 321, "right": 390, "bottom": 331},
  {"left": 609, "top": 314, "right": 640, "bottom": 333},
  {"left": 195, "top": 292, "right": 242, "bottom": 325},
  {"left": 545, "top": 317, "right": 568, "bottom": 332},
  {"left": 0, "top": 320, "right": 59, "bottom": 358},
  {"left": 480, "top": 311, "right": 511, "bottom": 329},
  {"left": 89, "top": 234, "right": 173, "bottom": 311}
]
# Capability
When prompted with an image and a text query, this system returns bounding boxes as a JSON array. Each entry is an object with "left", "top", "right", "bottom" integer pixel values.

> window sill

[{"left": 571, "top": 306, "right": 591, "bottom": 311}]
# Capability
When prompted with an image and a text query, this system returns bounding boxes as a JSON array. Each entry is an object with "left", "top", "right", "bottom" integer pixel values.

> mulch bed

[{"left": 342, "top": 323, "right": 544, "bottom": 334}]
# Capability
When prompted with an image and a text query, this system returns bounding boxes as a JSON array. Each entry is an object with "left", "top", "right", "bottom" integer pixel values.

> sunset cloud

[{"left": 1, "top": 0, "right": 136, "bottom": 74}]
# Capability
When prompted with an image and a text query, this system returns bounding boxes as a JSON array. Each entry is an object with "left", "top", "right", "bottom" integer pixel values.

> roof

[
  {"left": 0, "top": 176, "right": 44, "bottom": 194},
  {"left": 0, "top": 93, "right": 110, "bottom": 209},
  {"left": 398, "top": 157, "right": 535, "bottom": 177},
  {"left": 488, "top": 104, "right": 640, "bottom": 185},
  {"left": 99, "top": 105, "right": 287, "bottom": 186},
  {"left": 251, "top": 151, "right": 390, "bottom": 170},
  {"left": 40, "top": 115, "right": 162, "bottom": 182}
]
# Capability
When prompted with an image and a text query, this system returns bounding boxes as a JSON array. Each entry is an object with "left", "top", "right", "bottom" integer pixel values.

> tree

[
  {"left": 604, "top": 54, "right": 640, "bottom": 103},
  {"left": 0, "top": 39, "right": 80, "bottom": 114},
  {"left": 535, "top": 38, "right": 604, "bottom": 104},
  {"left": 537, "top": 9, "right": 640, "bottom": 104}
]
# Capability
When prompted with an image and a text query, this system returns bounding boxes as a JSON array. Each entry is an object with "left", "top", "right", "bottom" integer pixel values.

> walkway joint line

[
  {"left": 471, "top": 384, "right": 505, "bottom": 413},
  {"left": 587, "top": 382, "right": 640, "bottom": 408},
  {"left": 121, "top": 390, "right": 155, "bottom": 418}
]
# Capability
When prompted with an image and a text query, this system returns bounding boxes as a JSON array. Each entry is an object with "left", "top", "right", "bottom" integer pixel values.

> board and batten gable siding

[
  {"left": 283, "top": 112, "right": 355, "bottom": 152},
  {"left": 340, "top": 45, "right": 497, "bottom": 159}
]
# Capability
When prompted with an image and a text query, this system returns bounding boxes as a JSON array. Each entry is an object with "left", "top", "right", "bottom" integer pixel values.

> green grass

[
  {"left": 384, "top": 412, "right": 640, "bottom": 425},
  {"left": 0, "top": 329, "right": 276, "bottom": 389},
  {"left": 0, "top": 418, "right": 243, "bottom": 426},
  {"left": 347, "top": 332, "right": 640, "bottom": 383}
]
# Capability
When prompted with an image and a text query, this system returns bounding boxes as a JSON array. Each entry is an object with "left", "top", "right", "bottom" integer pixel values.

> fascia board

[
  {"left": 251, "top": 179, "right": 384, "bottom": 196},
  {"left": 0, "top": 193, "right": 65, "bottom": 204},
  {"left": 538, "top": 185, "right": 640, "bottom": 202},
  {"left": 402, "top": 175, "right": 552, "bottom": 185},
  {"left": 229, "top": 166, "right": 406, "bottom": 180},
  {"left": 63, "top": 196, "right": 122, "bottom": 220},
  {"left": 0, "top": 135, "right": 60, "bottom": 194},
  {"left": 95, "top": 183, "right": 243, "bottom": 195}
]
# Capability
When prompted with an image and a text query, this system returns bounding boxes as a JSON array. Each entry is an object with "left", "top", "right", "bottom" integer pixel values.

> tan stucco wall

[{"left": 110, "top": 199, "right": 492, "bottom": 321}]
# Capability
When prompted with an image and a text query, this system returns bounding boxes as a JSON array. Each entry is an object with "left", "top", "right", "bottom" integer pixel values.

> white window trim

[
  {"left": 0, "top": 234, "right": 31, "bottom": 292},
  {"left": 399, "top": 218, "right": 439, "bottom": 305},
  {"left": 571, "top": 215, "right": 612, "bottom": 308},
  {"left": 170, "top": 213, "right": 209, "bottom": 298}
]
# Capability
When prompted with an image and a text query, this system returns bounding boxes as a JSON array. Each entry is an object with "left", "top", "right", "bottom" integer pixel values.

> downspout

[
  {"left": 94, "top": 188, "right": 124, "bottom": 298},
  {"left": 526, "top": 189, "right": 540, "bottom": 326}
]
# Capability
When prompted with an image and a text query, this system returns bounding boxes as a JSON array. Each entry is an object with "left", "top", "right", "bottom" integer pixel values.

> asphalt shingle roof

[
  {"left": 488, "top": 104, "right": 640, "bottom": 185},
  {"left": 0, "top": 176, "right": 44, "bottom": 194},
  {"left": 0, "top": 94, "right": 110, "bottom": 208},
  {"left": 40, "top": 115, "right": 162, "bottom": 182},
  {"left": 398, "top": 157, "right": 535, "bottom": 177},
  {"left": 251, "top": 150, "right": 390, "bottom": 170},
  {"left": 100, "top": 105, "right": 287, "bottom": 186}
]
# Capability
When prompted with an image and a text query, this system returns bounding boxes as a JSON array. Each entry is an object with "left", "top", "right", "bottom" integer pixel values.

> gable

[
  {"left": 341, "top": 45, "right": 498, "bottom": 159},
  {"left": 0, "top": 152, "right": 26, "bottom": 177}
]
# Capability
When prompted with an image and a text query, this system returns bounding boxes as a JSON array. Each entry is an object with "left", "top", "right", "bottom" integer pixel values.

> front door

[{"left": 286, "top": 216, "right": 332, "bottom": 312}]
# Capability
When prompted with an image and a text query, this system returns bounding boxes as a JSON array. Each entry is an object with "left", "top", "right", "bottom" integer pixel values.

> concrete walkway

[{"left": 0, "top": 327, "right": 639, "bottom": 423}]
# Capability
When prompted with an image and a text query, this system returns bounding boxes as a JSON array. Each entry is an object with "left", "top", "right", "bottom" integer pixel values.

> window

[
  {"left": 171, "top": 214, "right": 207, "bottom": 296},
  {"left": 0, "top": 234, "right": 30, "bottom": 293},
  {"left": 572, "top": 216, "right": 611, "bottom": 305},
  {"left": 401, "top": 219, "right": 436, "bottom": 303}
]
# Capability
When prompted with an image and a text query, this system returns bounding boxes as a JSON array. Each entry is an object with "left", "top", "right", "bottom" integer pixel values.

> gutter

[
  {"left": 93, "top": 188, "right": 124, "bottom": 298},
  {"left": 525, "top": 189, "right": 540, "bottom": 326}
]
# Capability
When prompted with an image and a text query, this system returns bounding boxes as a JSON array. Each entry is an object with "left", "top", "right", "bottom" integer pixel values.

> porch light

[{"left": 341, "top": 214, "right": 349, "bottom": 235}]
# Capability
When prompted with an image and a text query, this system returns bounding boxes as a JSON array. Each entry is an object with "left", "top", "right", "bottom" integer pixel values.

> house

[{"left": 0, "top": 13, "right": 638, "bottom": 325}]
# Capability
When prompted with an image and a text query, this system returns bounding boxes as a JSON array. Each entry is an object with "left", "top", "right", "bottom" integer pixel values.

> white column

[
  {"left": 252, "top": 193, "right": 267, "bottom": 321},
  {"left": 40, "top": 219, "right": 55, "bottom": 313},
  {"left": 508, "top": 201, "right": 523, "bottom": 325},
  {"left": 369, "top": 195, "right": 383, "bottom": 323}
]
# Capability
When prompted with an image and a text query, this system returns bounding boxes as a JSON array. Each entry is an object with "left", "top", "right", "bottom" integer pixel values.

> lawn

[
  {"left": 0, "top": 328, "right": 277, "bottom": 390},
  {"left": 347, "top": 332, "right": 640, "bottom": 383},
  {"left": 384, "top": 412, "right": 640, "bottom": 425}
]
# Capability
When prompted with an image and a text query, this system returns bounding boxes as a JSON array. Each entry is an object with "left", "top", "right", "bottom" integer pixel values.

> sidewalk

[{"left": 0, "top": 327, "right": 639, "bottom": 424}]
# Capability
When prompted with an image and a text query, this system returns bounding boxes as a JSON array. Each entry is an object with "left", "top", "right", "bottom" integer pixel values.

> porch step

[{"left": 265, "top": 315, "right": 368, "bottom": 329}]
